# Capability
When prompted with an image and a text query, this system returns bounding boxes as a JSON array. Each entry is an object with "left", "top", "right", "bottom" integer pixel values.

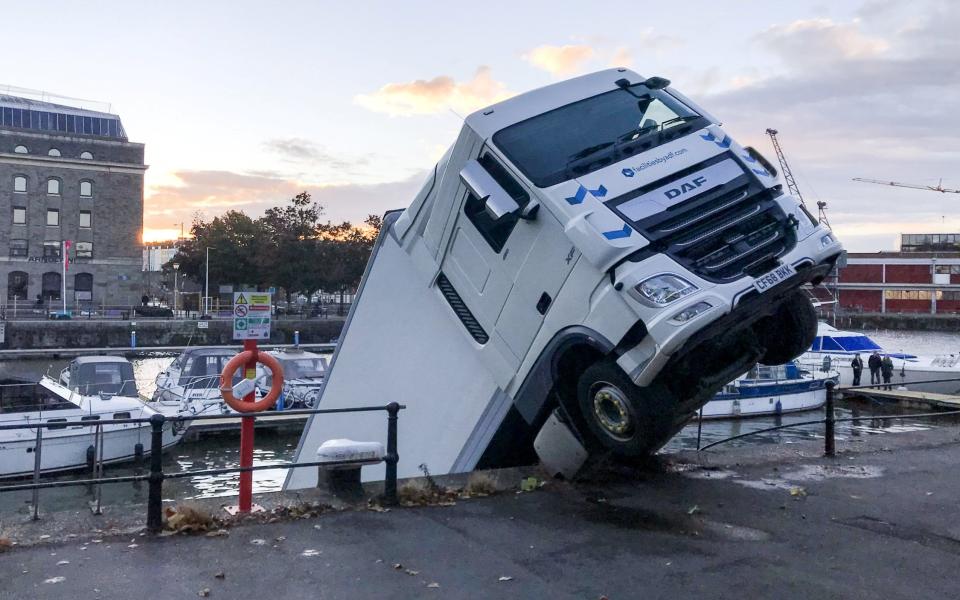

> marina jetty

[
  {"left": 2, "top": 427, "right": 960, "bottom": 599},
  {"left": 0, "top": 317, "right": 344, "bottom": 355}
]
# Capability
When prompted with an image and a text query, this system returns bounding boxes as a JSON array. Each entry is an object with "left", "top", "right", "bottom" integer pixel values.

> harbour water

[{"left": 2, "top": 327, "right": 959, "bottom": 515}]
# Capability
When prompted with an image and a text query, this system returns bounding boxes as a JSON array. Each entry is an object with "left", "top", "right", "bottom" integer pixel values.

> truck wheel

[
  {"left": 755, "top": 290, "right": 818, "bottom": 366},
  {"left": 576, "top": 359, "right": 674, "bottom": 456}
]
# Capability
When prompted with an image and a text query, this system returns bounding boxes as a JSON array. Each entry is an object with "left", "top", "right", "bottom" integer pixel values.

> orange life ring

[{"left": 219, "top": 350, "right": 284, "bottom": 413}]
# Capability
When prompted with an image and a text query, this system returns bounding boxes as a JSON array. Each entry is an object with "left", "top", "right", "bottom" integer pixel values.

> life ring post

[
  {"left": 219, "top": 339, "right": 285, "bottom": 514},
  {"left": 238, "top": 339, "right": 257, "bottom": 512}
]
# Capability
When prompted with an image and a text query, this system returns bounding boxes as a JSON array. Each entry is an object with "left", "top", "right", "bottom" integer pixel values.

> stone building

[{"left": 0, "top": 94, "right": 145, "bottom": 312}]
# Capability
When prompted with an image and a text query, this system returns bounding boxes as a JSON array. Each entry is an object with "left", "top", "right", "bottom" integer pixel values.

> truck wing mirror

[{"left": 460, "top": 159, "right": 519, "bottom": 221}]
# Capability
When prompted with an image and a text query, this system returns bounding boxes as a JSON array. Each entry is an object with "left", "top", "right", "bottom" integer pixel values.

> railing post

[
  {"left": 824, "top": 381, "right": 836, "bottom": 457},
  {"left": 146, "top": 413, "right": 165, "bottom": 533},
  {"left": 384, "top": 402, "right": 400, "bottom": 506},
  {"left": 31, "top": 427, "right": 42, "bottom": 521}
]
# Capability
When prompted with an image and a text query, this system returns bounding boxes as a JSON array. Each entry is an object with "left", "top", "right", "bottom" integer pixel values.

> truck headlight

[
  {"left": 635, "top": 274, "right": 698, "bottom": 306},
  {"left": 820, "top": 233, "right": 835, "bottom": 248}
]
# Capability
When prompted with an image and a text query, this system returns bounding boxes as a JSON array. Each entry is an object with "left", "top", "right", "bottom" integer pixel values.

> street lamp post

[
  {"left": 173, "top": 262, "right": 180, "bottom": 317},
  {"left": 204, "top": 247, "right": 214, "bottom": 316}
]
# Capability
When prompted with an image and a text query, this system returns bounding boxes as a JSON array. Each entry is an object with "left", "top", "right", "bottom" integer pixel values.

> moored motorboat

[
  {"left": 803, "top": 323, "right": 960, "bottom": 394},
  {"left": 256, "top": 349, "right": 327, "bottom": 409},
  {"left": 0, "top": 357, "right": 183, "bottom": 479},
  {"left": 698, "top": 361, "right": 838, "bottom": 419}
]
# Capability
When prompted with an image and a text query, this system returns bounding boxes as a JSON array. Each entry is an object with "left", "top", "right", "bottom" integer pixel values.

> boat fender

[
  {"left": 86, "top": 445, "right": 96, "bottom": 470},
  {"left": 219, "top": 351, "right": 285, "bottom": 413}
]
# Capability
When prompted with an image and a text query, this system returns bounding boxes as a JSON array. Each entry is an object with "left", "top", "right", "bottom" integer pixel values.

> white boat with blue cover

[
  {"left": 698, "top": 361, "right": 837, "bottom": 419},
  {"left": 803, "top": 323, "right": 960, "bottom": 394}
]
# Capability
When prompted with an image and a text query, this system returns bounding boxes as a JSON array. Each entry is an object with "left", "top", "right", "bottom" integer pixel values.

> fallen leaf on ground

[
  {"left": 205, "top": 530, "right": 229, "bottom": 538},
  {"left": 405, "top": 569, "right": 419, "bottom": 576},
  {"left": 128, "top": 544, "right": 139, "bottom": 549},
  {"left": 56, "top": 560, "right": 69, "bottom": 566},
  {"left": 688, "top": 505, "right": 700, "bottom": 515},
  {"left": 427, "top": 583, "right": 440, "bottom": 588},
  {"left": 198, "top": 588, "right": 210, "bottom": 597},
  {"left": 789, "top": 487, "right": 807, "bottom": 498},
  {"left": 250, "top": 539, "right": 266, "bottom": 546},
  {"left": 301, "top": 549, "right": 321, "bottom": 557},
  {"left": 498, "top": 576, "right": 513, "bottom": 582},
  {"left": 44, "top": 577, "right": 66, "bottom": 584},
  {"left": 392, "top": 563, "right": 403, "bottom": 570},
  {"left": 214, "top": 572, "right": 226, "bottom": 579}
]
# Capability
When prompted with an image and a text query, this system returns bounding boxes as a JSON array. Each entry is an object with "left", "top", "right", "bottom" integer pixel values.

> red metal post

[{"left": 238, "top": 339, "right": 257, "bottom": 512}]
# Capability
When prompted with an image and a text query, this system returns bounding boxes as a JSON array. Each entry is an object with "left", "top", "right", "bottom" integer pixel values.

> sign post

[{"left": 231, "top": 292, "right": 272, "bottom": 513}]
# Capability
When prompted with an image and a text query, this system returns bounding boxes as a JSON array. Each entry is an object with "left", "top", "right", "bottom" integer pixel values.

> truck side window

[{"left": 463, "top": 153, "right": 530, "bottom": 253}]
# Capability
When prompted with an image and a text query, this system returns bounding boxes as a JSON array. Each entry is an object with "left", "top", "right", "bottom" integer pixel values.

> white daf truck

[{"left": 285, "top": 68, "right": 843, "bottom": 489}]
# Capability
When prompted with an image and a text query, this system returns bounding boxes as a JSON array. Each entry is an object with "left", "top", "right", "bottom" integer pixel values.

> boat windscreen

[{"left": 77, "top": 363, "right": 139, "bottom": 397}]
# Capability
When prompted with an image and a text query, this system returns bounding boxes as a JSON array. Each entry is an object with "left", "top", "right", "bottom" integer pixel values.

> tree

[
  {"left": 257, "top": 191, "right": 323, "bottom": 303},
  {"left": 168, "top": 210, "right": 265, "bottom": 293}
]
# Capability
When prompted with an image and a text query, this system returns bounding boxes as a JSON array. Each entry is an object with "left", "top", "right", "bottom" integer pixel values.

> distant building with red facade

[{"left": 836, "top": 234, "right": 960, "bottom": 315}]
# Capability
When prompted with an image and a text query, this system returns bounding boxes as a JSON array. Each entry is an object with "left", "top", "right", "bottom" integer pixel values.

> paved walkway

[{"left": 4, "top": 429, "right": 960, "bottom": 599}]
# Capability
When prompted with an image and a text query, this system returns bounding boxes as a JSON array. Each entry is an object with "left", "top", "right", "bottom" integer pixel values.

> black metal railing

[
  {"left": 0, "top": 403, "right": 404, "bottom": 532},
  {"left": 697, "top": 377, "right": 960, "bottom": 453}
]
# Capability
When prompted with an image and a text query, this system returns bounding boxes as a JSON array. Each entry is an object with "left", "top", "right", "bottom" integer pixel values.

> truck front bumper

[{"left": 616, "top": 243, "right": 841, "bottom": 386}]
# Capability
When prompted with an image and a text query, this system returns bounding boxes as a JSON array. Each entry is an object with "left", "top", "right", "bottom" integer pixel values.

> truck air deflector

[{"left": 607, "top": 152, "right": 796, "bottom": 283}]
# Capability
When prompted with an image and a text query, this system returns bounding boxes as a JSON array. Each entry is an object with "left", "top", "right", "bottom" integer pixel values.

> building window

[
  {"left": 47, "top": 178, "right": 60, "bottom": 195},
  {"left": 13, "top": 145, "right": 27, "bottom": 154},
  {"left": 43, "top": 241, "right": 61, "bottom": 258},
  {"left": 75, "top": 242, "right": 93, "bottom": 258},
  {"left": 41, "top": 272, "right": 61, "bottom": 301},
  {"left": 80, "top": 151, "right": 93, "bottom": 160},
  {"left": 9, "top": 239, "right": 28, "bottom": 258},
  {"left": 80, "top": 181, "right": 92, "bottom": 197},
  {"left": 48, "top": 148, "right": 61, "bottom": 157},
  {"left": 46, "top": 208, "right": 60, "bottom": 226},
  {"left": 74, "top": 273, "right": 93, "bottom": 301},
  {"left": 12, "top": 207, "right": 25, "bottom": 224},
  {"left": 7, "top": 271, "right": 28, "bottom": 300},
  {"left": 79, "top": 210, "right": 92, "bottom": 228},
  {"left": 13, "top": 175, "right": 26, "bottom": 193}
]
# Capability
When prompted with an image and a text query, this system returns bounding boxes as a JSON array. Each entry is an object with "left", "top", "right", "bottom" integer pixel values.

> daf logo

[{"left": 664, "top": 176, "right": 707, "bottom": 200}]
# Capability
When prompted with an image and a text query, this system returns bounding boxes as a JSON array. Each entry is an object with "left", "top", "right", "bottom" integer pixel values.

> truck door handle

[{"left": 536, "top": 293, "right": 552, "bottom": 315}]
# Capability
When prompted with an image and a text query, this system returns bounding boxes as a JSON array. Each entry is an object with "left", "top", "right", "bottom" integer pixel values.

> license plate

[{"left": 753, "top": 262, "right": 797, "bottom": 293}]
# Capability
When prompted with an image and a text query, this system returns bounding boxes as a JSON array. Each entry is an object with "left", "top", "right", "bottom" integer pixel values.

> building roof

[
  {"left": 847, "top": 251, "right": 960, "bottom": 259},
  {"left": 0, "top": 93, "right": 127, "bottom": 140}
]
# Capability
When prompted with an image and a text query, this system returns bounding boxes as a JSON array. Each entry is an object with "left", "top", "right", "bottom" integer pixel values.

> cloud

[
  {"left": 697, "top": 6, "right": 960, "bottom": 251},
  {"left": 756, "top": 17, "right": 889, "bottom": 66},
  {"left": 355, "top": 66, "right": 513, "bottom": 116},
  {"left": 143, "top": 170, "right": 428, "bottom": 241},
  {"left": 523, "top": 44, "right": 595, "bottom": 76},
  {"left": 263, "top": 137, "right": 368, "bottom": 172}
]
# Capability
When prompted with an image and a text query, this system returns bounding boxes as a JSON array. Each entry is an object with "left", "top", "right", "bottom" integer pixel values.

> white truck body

[{"left": 286, "top": 69, "right": 842, "bottom": 489}]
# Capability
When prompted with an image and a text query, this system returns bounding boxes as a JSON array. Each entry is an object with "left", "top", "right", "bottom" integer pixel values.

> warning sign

[{"left": 233, "top": 292, "right": 271, "bottom": 340}]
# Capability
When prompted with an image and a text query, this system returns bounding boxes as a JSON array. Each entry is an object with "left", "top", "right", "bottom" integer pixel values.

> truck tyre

[
  {"left": 576, "top": 359, "right": 675, "bottom": 456},
  {"left": 755, "top": 290, "right": 818, "bottom": 366}
]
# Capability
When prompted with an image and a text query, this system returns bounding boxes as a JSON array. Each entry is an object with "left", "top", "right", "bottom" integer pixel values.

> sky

[{"left": 2, "top": 0, "right": 958, "bottom": 251}]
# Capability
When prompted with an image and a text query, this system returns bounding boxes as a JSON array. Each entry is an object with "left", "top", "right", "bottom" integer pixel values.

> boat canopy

[
  {"left": 810, "top": 334, "right": 883, "bottom": 353},
  {"left": 70, "top": 358, "right": 139, "bottom": 397}
]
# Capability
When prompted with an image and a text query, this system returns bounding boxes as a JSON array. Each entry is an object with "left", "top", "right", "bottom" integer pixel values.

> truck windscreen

[{"left": 492, "top": 85, "right": 705, "bottom": 188}]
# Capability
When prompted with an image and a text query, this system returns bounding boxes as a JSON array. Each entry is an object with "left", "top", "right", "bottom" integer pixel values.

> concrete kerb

[{"left": 0, "top": 464, "right": 546, "bottom": 548}]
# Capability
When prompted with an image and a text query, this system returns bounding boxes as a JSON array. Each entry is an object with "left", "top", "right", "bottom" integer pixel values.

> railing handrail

[{"left": 0, "top": 404, "right": 404, "bottom": 431}]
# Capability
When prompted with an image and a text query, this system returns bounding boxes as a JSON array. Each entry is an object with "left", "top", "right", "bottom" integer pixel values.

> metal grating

[{"left": 436, "top": 273, "right": 489, "bottom": 344}]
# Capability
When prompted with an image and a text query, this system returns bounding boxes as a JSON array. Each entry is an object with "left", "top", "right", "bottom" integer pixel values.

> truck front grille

[{"left": 610, "top": 154, "right": 797, "bottom": 283}]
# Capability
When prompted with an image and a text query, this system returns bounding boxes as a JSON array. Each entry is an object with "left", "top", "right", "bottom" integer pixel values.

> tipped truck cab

[{"left": 285, "top": 69, "right": 842, "bottom": 488}]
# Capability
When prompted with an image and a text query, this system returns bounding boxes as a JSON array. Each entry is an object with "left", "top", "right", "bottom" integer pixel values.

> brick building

[
  {"left": 0, "top": 94, "right": 146, "bottom": 311},
  {"left": 837, "top": 234, "right": 960, "bottom": 314}
]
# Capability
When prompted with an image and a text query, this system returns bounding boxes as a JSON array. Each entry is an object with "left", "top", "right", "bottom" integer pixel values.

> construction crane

[
  {"left": 852, "top": 178, "right": 960, "bottom": 194},
  {"left": 765, "top": 128, "right": 830, "bottom": 227}
]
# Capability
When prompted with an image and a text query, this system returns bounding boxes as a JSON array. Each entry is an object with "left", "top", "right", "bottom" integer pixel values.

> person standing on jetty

[
  {"left": 868, "top": 351, "right": 882, "bottom": 386},
  {"left": 851, "top": 354, "right": 864, "bottom": 386},
  {"left": 881, "top": 354, "right": 895, "bottom": 390}
]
